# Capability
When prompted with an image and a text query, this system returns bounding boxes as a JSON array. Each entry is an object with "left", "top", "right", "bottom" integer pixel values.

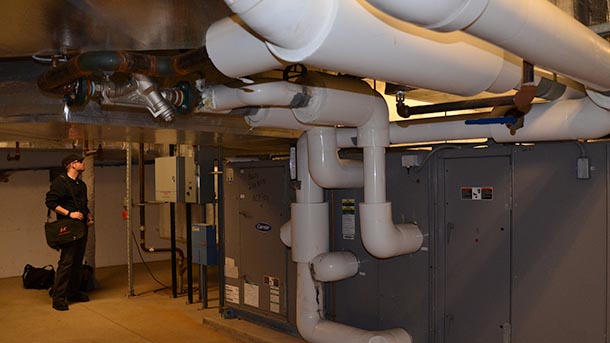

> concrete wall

[{"left": 0, "top": 163, "right": 185, "bottom": 278}]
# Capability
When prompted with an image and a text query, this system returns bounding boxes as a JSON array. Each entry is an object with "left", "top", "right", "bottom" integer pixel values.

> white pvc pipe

[
  {"left": 280, "top": 220, "right": 292, "bottom": 248},
  {"left": 389, "top": 120, "right": 492, "bottom": 144},
  {"left": 216, "top": 0, "right": 522, "bottom": 96},
  {"left": 363, "top": 146, "right": 387, "bottom": 203},
  {"left": 336, "top": 128, "right": 358, "bottom": 148},
  {"left": 202, "top": 81, "right": 307, "bottom": 111},
  {"left": 368, "top": 0, "right": 610, "bottom": 92},
  {"left": 307, "top": 127, "right": 364, "bottom": 189},
  {"left": 311, "top": 251, "right": 359, "bottom": 282},
  {"left": 360, "top": 203, "right": 424, "bottom": 259},
  {"left": 291, "top": 131, "right": 413, "bottom": 342},
  {"left": 291, "top": 202, "right": 329, "bottom": 263},
  {"left": 296, "top": 263, "right": 413, "bottom": 343},
  {"left": 389, "top": 97, "right": 610, "bottom": 144},
  {"left": 205, "top": 16, "right": 285, "bottom": 78},
  {"left": 245, "top": 108, "right": 312, "bottom": 131},
  {"left": 297, "top": 134, "right": 324, "bottom": 204},
  {"left": 357, "top": 100, "right": 424, "bottom": 258}
]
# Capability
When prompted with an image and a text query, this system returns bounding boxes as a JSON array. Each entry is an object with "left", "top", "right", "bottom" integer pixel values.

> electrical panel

[
  {"left": 154, "top": 156, "right": 197, "bottom": 203},
  {"left": 191, "top": 223, "right": 217, "bottom": 266}
]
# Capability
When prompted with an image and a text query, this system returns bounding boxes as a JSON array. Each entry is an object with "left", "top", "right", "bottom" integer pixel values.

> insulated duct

[
  {"left": 199, "top": 81, "right": 310, "bottom": 112},
  {"left": 209, "top": 0, "right": 524, "bottom": 96},
  {"left": 366, "top": 0, "right": 610, "bottom": 92}
]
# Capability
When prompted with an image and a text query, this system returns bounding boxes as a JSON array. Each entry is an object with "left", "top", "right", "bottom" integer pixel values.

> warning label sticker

[
  {"left": 341, "top": 199, "right": 356, "bottom": 240},
  {"left": 461, "top": 187, "right": 493, "bottom": 200}
]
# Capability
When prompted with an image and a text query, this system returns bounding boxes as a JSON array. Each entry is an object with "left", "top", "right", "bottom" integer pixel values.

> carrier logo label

[{"left": 255, "top": 222, "right": 272, "bottom": 232}]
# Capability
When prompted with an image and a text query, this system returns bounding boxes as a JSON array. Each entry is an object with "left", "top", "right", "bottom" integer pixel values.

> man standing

[{"left": 45, "top": 154, "right": 94, "bottom": 311}]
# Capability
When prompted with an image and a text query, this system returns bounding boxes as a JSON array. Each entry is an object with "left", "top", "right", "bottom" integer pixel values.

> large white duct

[
  {"left": 205, "top": 16, "right": 285, "bottom": 78},
  {"left": 366, "top": 0, "right": 610, "bottom": 92},
  {"left": 212, "top": 0, "right": 523, "bottom": 96},
  {"left": 389, "top": 97, "right": 610, "bottom": 144}
]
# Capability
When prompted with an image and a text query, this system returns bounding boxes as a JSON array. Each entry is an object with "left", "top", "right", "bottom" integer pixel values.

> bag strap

[
  {"left": 46, "top": 175, "right": 82, "bottom": 221},
  {"left": 60, "top": 175, "right": 82, "bottom": 212},
  {"left": 22, "top": 264, "right": 32, "bottom": 280}
]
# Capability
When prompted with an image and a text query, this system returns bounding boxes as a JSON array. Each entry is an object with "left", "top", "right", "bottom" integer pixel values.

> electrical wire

[
  {"left": 413, "top": 144, "right": 462, "bottom": 173},
  {"left": 130, "top": 229, "right": 170, "bottom": 290}
]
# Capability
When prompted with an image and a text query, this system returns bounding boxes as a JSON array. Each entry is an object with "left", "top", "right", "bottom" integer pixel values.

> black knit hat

[{"left": 61, "top": 154, "right": 84, "bottom": 168}]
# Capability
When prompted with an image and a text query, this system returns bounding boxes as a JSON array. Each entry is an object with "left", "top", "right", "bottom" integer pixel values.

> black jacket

[{"left": 45, "top": 174, "right": 90, "bottom": 220}]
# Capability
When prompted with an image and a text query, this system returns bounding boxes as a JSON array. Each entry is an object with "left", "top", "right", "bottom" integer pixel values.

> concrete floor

[{"left": 0, "top": 261, "right": 305, "bottom": 343}]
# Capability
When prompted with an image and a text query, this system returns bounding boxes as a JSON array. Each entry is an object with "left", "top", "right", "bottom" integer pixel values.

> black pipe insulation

[
  {"left": 398, "top": 95, "right": 517, "bottom": 118},
  {"left": 398, "top": 76, "right": 566, "bottom": 119},
  {"left": 38, "top": 47, "right": 210, "bottom": 94}
]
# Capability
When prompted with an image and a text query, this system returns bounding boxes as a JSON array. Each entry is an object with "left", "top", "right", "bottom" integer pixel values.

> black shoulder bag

[
  {"left": 22, "top": 264, "right": 55, "bottom": 289},
  {"left": 44, "top": 176, "right": 86, "bottom": 250}
]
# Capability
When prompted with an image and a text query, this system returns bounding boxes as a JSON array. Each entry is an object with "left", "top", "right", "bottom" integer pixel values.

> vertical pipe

[
  {"left": 217, "top": 145, "right": 226, "bottom": 311},
  {"left": 169, "top": 144, "right": 177, "bottom": 298},
  {"left": 363, "top": 146, "right": 386, "bottom": 204},
  {"left": 139, "top": 144, "right": 146, "bottom": 242},
  {"left": 186, "top": 203, "right": 193, "bottom": 303},
  {"left": 126, "top": 143, "right": 135, "bottom": 296}
]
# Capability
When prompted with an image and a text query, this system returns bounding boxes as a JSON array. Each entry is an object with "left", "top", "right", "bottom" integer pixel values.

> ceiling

[
  {"left": 0, "top": 0, "right": 607, "bottom": 156},
  {"left": 0, "top": 0, "right": 299, "bottom": 157},
  {"left": 0, "top": 0, "right": 232, "bottom": 57}
]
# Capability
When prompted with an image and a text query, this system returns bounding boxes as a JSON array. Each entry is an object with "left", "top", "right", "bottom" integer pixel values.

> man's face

[{"left": 71, "top": 160, "right": 85, "bottom": 172}]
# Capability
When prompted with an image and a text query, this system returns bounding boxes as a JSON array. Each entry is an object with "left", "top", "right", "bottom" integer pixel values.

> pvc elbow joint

[
  {"left": 359, "top": 202, "right": 423, "bottom": 259},
  {"left": 311, "top": 251, "right": 359, "bottom": 282}
]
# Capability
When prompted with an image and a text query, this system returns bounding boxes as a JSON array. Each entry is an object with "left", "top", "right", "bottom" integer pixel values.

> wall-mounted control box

[{"left": 155, "top": 156, "right": 197, "bottom": 203}]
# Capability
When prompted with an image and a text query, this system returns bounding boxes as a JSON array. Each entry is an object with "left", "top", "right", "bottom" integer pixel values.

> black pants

[{"left": 52, "top": 232, "right": 88, "bottom": 301}]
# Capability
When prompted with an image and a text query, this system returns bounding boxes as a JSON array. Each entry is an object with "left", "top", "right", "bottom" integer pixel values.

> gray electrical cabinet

[
  {"left": 437, "top": 153, "right": 512, "bottom": 342},
  {"left": 326, "top": 141, "right": 609, "bottom": 343},
  {"left": 222, "top": 160, "right": 296, "bottom": 332}
]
